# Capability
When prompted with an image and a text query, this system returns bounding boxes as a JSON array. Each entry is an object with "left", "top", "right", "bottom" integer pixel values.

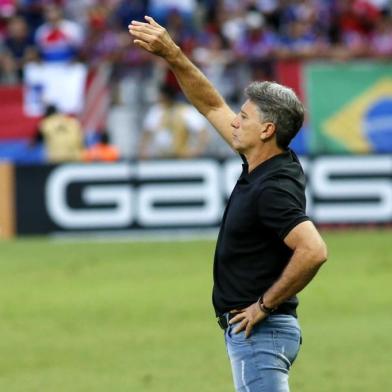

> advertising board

[{"left": 14, "top": 156, "right": 392, "bottom": 235}]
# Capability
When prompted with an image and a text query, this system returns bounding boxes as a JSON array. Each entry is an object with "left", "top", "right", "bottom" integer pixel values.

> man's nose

[{"left": 231, "top": 116, "right": 240, "bottom": 128}]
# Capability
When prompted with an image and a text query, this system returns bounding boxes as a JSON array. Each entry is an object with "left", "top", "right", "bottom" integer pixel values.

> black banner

[{"left": 14, "top": 156, "right": 392, "bottom": 235}]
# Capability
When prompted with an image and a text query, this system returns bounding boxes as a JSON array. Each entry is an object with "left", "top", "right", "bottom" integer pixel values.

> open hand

[
  {"left": 229, "top": 301, "right": 268, "bottom": 338},
  {"left": 128, "top": 16, "right": 180, "bottom": 61}
]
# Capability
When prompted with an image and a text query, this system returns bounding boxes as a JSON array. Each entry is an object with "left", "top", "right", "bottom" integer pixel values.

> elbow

[
  {"left": 314, "top": 240, "right": 328, "bottom": 266},
  {"left": 301, "top": 240, "right": 328, "bottom": 268}
]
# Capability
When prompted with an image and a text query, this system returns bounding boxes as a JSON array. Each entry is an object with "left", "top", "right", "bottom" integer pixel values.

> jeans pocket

[
  {"left": 227, "top": 321, "right": 240, "bottom": 339},
  {"left": 272, "top": 327, "right": 301, "bottom": 369}
]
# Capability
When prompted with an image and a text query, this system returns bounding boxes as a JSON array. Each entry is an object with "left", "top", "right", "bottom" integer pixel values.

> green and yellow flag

[{"left": 305, "top": 62, "right": 392, "bottom": 154}]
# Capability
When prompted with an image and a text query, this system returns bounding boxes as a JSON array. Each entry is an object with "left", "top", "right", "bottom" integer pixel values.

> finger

[
  {"left": 145, "top": 15, "right": 161, "bottom": 28},
  {"left": 129, "top": 30, "right": 155, "bottom": 42},
  {"left": 133, "top": 40, "right": 150, "bottom": 51},
  {"left": 129, "top": 21, "right": 161, "bottom": 32},
  {"left": 129, "top": 25, "right": 160, "bottom": 37},
  {"left": 229, "top": 309, "right": 241, "bottom": 314},
  {"left": 130, "top": 20, "right": 148, "bottom": 26},
  {"left": 245, "top": 322, "right": 253, "bottom": 338},
  {"left": 130, "top": 20, "right": 151, "bottom": 26},
  {"left": 234, "top": 319, "right": 248, "bottom": 334},
  {"left": 229, "top": 312, "right": 245, "bottom": 325},
  {"left": 129, "top": 24, "right": 158, "bottom": 35}
]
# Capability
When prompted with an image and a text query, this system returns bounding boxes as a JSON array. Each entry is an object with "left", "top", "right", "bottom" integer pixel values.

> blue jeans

[{"left": 224, "top": 314, "right": 301, "bottom": 392}]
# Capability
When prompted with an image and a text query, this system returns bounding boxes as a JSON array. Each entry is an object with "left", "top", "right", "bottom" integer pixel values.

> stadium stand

[{"left": 0, "top": 0, "right": 391, "bottom": 162}]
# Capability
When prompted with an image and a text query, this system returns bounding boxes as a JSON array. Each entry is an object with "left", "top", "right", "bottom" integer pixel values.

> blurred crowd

[
  {"left": 1, "top": 0, "right": 392, "bottom": 84},
  {"left": 0, "top": 0, "right": 392, "bottom": 161}
]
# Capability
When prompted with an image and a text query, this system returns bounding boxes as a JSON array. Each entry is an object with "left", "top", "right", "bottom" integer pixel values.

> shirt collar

[{"left": 239, "top": 149, "right": 294, "bottom": 183}]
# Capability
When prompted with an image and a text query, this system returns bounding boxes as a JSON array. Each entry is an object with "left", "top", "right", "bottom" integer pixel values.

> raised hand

[{"left": 128, "top": 16, "right": 180, "bottom": 61}]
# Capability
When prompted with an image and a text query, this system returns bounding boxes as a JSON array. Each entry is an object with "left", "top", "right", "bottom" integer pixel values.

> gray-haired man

[{"left": 129, "top": 16, "right": 327, "bottom": 392}]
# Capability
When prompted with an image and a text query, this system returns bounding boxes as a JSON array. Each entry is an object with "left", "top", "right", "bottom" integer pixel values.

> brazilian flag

[{"left": 305, "top": 62, "right": 392, "bottom": 154}]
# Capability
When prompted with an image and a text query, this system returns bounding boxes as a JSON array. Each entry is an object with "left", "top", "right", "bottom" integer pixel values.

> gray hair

[{"left": 244, "top": 81, "right": 304, "bottom": 149}]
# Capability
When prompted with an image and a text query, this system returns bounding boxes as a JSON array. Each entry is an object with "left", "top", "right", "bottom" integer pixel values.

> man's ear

[{"left": 260, "top": 122, "right": 276, "bottom": 141}]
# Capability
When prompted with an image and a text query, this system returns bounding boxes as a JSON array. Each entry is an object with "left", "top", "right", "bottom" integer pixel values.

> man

[
  {"left": 139, "top": 83, "right": 208, "bottom": 159},
  {"left": 37, "top": 105, "right": 83, "bottom": 163},
  {"left": 129, "top": 16, "right": 328, "bottom": 391},
  {"left": 82, "top": 130, "right": 120, "bottom": 162},
  {"left": 35, "top": 3, "right": 84, "bottom": 64}
]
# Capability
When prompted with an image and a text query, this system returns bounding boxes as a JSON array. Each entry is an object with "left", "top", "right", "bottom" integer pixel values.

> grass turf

[{"left": 0, "top": 229, "right": 391, "bottom": 391}]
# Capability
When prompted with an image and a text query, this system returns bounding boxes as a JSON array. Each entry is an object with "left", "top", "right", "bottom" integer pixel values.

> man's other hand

[{"left": 229, "top": 301, "right": 268, "bottom": 338}]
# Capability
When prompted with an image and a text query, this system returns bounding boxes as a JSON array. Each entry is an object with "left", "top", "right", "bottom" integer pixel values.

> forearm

[
  {"left": 167, "top": 48, "right": 225, "bottom": 116},
  {"left": 262, "top": 247, "right": 326, "bottom": 309}
]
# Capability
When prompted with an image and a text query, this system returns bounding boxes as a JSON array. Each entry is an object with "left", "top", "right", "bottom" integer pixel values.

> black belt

[
  {"left": 217, "top": 309, "right": 291, "bottom": 330},
  {"left": 217, "top": 313, "right": 236, "bottom": 330}
]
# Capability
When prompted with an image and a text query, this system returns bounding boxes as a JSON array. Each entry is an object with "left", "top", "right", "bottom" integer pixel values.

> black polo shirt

[{"left": 212, "top": 149, "right": 309, "bottom": 317}]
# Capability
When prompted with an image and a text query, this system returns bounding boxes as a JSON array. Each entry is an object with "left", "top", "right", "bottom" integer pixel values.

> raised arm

[{"left": 128, "top": 16, "right": 236, "bottom": 148}]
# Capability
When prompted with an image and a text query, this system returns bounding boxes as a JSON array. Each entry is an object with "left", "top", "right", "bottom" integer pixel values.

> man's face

[
  {"left": 45, "top": 5, "right": 62, "bottom": 24},
  {"left": 8, "top": 18, "right": 28, "bottom": 39},
  {"left": 231, "top": 99, "right": 266, "bottom": 153}
]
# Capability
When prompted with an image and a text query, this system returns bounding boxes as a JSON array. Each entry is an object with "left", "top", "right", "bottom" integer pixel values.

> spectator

[
  {"left": 0, "top": 50, "right": 18, "bottom": 83},
  {"left": 113, "top": 0, "right": 149, "bottom": 30},
  {"left": 0, "top": 15, "right": 35, "bottom": 83},
  {"left": 370, "top": 13, "right": 392, "bottom": 57},
  {"left": 36, "top": 104, "right": 84, "bottom": 163},
  {"left": 337, "top": 0, "right": 381, "bottom": 56},
  {"left": 80, "top": 4, "right": 121, "bottom": 67},
  {"left": 0, "top": 0, "right": 16, "bottom": 21},
  {"left": 165, "top": 8, "right": 196, "bottom": 55},
  {"left": 235, "top": 11, "right": 279, "bottom": 59},
  {"left": 64, "top": 0, "right": 101, "bottom": 30},
  {"left": 278, "top": 19, "right": 327, "bottom": 59},
  {"left": 82, "top": 130, "right": 120, "bottom": 162},
  {"left": 18, "top": 0, "right": 46, "bottom": 35},
  {"left": 35, "top": 3, "right": 84, "bottom": 63},
  {"left": 233, "top": 11, "right": 279, "bottom": 80},
  {"left": 148, "top": 0, "right": 197, "bottom": 25},
  {"left": 192, "top": 32, "right": 233, "bottom": 99},
  {"left": 251, "top": 0, "right": 281, "bottom": 30},
  {"left": 139, "top": 83, "right": 209, "bottom": 159},
  {"left": 220, "top": 6, "right": 248, "bottom": 47}
]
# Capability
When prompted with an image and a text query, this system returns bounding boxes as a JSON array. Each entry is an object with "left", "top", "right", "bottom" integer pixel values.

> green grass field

[{"left": 0, "top": 229, "right": 391, "bottom": 391}]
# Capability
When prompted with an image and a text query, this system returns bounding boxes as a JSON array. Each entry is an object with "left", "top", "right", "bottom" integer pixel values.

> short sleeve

[{"left": 257, "top": 182, "right": 309, "bottom": 240}]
